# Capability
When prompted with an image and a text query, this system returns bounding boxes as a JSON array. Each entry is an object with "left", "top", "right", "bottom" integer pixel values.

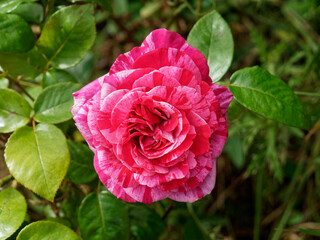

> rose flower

[{"left": 72, "top": 29, "right": 233, "bottom": 204}]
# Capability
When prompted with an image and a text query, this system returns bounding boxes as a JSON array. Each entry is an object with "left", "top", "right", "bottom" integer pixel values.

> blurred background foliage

[{"left": 0, "top": 0, "right": 320, "bottom": 239}]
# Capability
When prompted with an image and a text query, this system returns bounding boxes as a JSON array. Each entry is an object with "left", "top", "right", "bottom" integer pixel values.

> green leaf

[
  {"left": 37, "top": 4, "right": 96, "bottom": 69},
  {"left": 17, "top": 221, "right": 80, "bottom": 240},
  {"left": 0, "top": 0, "right": 34, "bottom": 13},
  {"left": 0, "top": 188, "right": 27, "bottom": 240},
  {"left": 11, "top": 3, "right": 44, "bottom": 24},
  {"left": 0, "top": 13, "right": 35, "bottom": 52},
  {"left": 0, "top": 77, "right": 9, "bottom": 88},
  {"left": 0, "top": 88, "right": 32, "bottom": 133},
  {"left": 66, "top": 51, "right": 94, "bottom": 84},
  {"left": 129, "top": 204, "right": 165, "bottom": 240},
  {"left": 34, "top": 83, "right": 81, "bottom": 124},
  {"left": 4, "top": 123, "right": 70, "bottom": 201},
  {"left": 69, "top": 0, "right": 112, "bottom": 12},
  {"left": 42, "top": 69, "right": 77, "bottom": 88},
  {"left": 224, "top": 135, "right": 245, "bottom": 169},
  {"left": 229, "top": 66, "right": 311, "bottom": 130},
  {"left": 187, "top": 10, "right": 234, "bottom": 82},
  {"left": 67, "top": 140, "right": 96, "bottom": 184},
  {"left": 0, "top": 48, "right": 46, "bottom": 79},
  {"left": 22, "top": 86, "right": 42, "bottom": 107},
  {"left": 78, "top": 191, "right": 130, "bottom": 240}
]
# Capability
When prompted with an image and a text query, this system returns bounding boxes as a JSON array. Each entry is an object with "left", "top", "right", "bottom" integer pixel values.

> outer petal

[
  {"left": 169, "top": 160, "right": 216, "bottom": 202},
  {"left": 72, "top": 79, "right": 101, "bottom": 116},
  {"left": 93, "top": 155, "right": 136, "bottom": 202},
  {"left": 211, "top": 84, "right": 233, "bottom": 119}
]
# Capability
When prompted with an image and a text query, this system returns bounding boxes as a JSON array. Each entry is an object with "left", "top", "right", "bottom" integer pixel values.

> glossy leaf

[
  {"left": 0, "top": 88, "right": 31, "bottom": 133},
  {"left": 4, "top": 123, "right": 70, "bottom": 201},
  {"left": 129, "top": 204, "right": 165, "bottom": 240},
  {"left": 0, "top": 13, "right": 35, "bottom": 52},
  {"left": 34, "top": 83, "right": 81, "bottom": 124},
  {"left": 78, "top": 191, "right": 130, "bottom": 240},
  {"left": 42, "top": 69, "right": 77, "bottom": 88},
  {"left": 0, "top": 188, "right": 27, "bottom": 240},
  {"left": 187, "top": 10, "right": 234, "bottom": 82},
  {"left": 0, "top": 0, "right": 36, "bottom": 13},
  {"left": 67, "top": 140, "right": 96, "bottom": 184},
  {"left": 0, "top": 48, "right": 46, "bottom": 79},
  {"left": 11, "top": 3, "right": 44, "bottom": 24},
  {"left": 37, "top": 4, "right": 96, "bottom": 69},
  {"left": 66, "top": 51, "right": 94, "bottom": 84},
  {"left": 0, "top": 77, "right": 9, "bottom": 88},
  {"left": 17, "top": 221, "right": 80, "bottom": 240},
  {"left": 229, "top": 66, "right": 311, "bottom": 130}
]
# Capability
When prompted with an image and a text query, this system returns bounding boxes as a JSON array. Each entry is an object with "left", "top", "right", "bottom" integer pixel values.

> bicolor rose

[{"left": 72, "top": 29, "right": 233, "bottom": 204}]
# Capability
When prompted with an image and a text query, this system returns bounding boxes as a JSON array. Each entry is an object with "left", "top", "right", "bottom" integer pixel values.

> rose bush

[{"left": 72, "top": 29, "right": 233, "bottom": 204}]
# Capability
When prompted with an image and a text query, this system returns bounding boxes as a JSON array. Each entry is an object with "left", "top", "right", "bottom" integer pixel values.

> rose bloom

[{"left": 72, "top": 29, "right": 233, "bottom": 204}]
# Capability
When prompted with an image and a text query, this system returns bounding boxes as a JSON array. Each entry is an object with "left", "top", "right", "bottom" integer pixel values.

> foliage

[{"left": 0, "top": 0, "right": 319, "bottom": 239}]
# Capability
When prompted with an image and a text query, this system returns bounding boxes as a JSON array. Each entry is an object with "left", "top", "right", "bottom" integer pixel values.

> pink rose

[{"left": 72, "top": 29, "right": 233, "bottom": 203}]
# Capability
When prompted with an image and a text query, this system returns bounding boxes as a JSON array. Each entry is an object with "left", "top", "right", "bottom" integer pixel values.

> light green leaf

[
  {"left": 42, "top": 69, "right": 77, "bottom": 88},
  {"left": 4, "top": 123, "right": 70, "bottom": 201},
  {"left": 0, "top": 77, "right": 9, "bottom": 88},
  {"left": 187, "top": 10, "right": 234, "bottom": 82},
  {"left": 37, "top": 4, "right": 96, "bottom": 69},
  {"left": 11, "top": 3, "right": 44, "bottom": 24},
  {"left": 0, "top": 48, "right": 46, "bottom": 79},
  {"left": 17, "top": 221, "right": 80, "bottom": 240},
  {"left": 34, "top": 83, "right": 81, "bottom": 124},
  {"left": 0, "top": 0, "right": 36, "bottom": 13},
  {"left": 78, "top": 191, "right": 130, "bottom": 240},
  {"left": 129, "top": 204, "right": 165, "bottom": 240},
  {"left": 0, "top": 88, "right": 31, "bottom": 133},
  {"left": 0, "top": 13, "right": 35, "bottom": 52},
  {"left": 67, "top": 140, "right": 96, "bottom": 184},
  {"left": 0, "top": 188, "right": 27, "bottom": 240},
  {"left": 229, "top": 66, "right": 311, "bottom": 130}
]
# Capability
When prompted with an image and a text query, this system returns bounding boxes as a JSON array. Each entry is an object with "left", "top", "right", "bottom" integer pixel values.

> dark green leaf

[
  {"left": 67, "top": 140, "right": 96, "bottom": 184},
  {"left": 187, "top": 10, "right": 234, "bottom": 82},
  {"left": 224, "top": 135, "right": 245, "bottom": 169},
  {"left": 0, "top": 48, "right": 46, "bottom": 79},
  {"left": 78, "top": 191, "right": 130, "bottom": 240},
  {"left": 129, "top": 204, "right": 165, "bottom": 240},
  {"left": 34, "top": 83, "right": 81, "bottom": 124},
  {"left": 37, "top": 4, "right": 96, "bottom": 69},
  {"left": 229, "top": 66, "right": 311, "bottom": 130},
  {"left": 42, "top": 69, "right": 77, "bottom": 88},
  {"left": 16, "top": 221, "right": 80, "bottom": 240},
  {"left": 0, "top": 13, "right": 35, "bottom": 52},
  {"left": 11, "top": 3, "right": 44, "bottom": 24},
  {"left": 0, "top": 77, "right": 9, "bottom": 88},
  {"left": 4, "top": 123, "right": 70, "bottom": 201},
  {"left": 0, "top": 88, "right": 31, "bottom": 133},
  {"left": 0, "top": 188, "right": 27, "bottom": 240}
]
